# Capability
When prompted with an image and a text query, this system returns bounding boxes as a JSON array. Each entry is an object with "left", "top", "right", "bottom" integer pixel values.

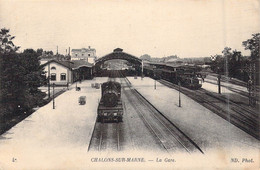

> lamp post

[
  {"left": 141, "top": 60, "right": 144, "bottom": 80},
  {"left": 154, "top": 72, "right": 156, "bottom": 90},
  {"left": 48, "top": 76, "right": 50, "bottom": 99},
  {"left": 217, "top": 67, "right": 221, "bottom": 94},
  {"left": 75, "top": 72, "right": 78, "bottom": 90},
  {"left": 153, "top": 68, "right": 157, "bottom": 90},
  {"left": 48, "top": 63, "right": 50, "bottom": 99},
  {"left": 52, "top": 83, "right": 55, "bottom": 109},
  {"left": 178, "top": 81, "right": 181, "bottom": 107}
]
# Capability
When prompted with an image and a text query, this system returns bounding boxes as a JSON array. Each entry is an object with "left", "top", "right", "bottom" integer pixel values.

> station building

[{"left": 42, "top": 60, "right": 93, "bottom": 86}]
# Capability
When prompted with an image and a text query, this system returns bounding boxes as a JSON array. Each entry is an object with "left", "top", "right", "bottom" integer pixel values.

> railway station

[
  {"left": 1, "top": 0, "right": 260, "bottom": 169},
  {"left": 0, "top": 48, "right": 259, "bottom": 169}
]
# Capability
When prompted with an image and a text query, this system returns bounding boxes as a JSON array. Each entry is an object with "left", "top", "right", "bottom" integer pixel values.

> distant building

[
  {"left": 40, "top": 53, "right": 70, "bottom": 65},
  {"left": 71, "top": 46, "right": 96, "bottom": 63}
]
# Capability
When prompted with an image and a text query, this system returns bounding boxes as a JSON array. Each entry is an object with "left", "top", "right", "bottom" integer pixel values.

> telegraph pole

[{"left": 248, "top": 61, "right": 256, "bottom": 107}]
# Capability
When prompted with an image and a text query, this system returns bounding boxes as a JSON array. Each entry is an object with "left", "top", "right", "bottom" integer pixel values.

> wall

[{"left": 43, "top": 62, "right": 72, "bottom": 85}]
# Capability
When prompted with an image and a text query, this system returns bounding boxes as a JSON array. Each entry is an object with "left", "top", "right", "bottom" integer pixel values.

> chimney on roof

[
  {"left": 89, "top": 46, "right": 91, "bottom": 49},
  {"left": 68, "top": 47, "right": 70, "bottom": 56}
]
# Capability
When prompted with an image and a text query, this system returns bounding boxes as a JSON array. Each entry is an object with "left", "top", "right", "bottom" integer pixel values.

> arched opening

[{"left": 94, "top": 48, "right": 142, "bottom": 77}]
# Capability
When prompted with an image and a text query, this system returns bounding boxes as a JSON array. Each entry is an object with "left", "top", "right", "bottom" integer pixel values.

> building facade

[
  {"left": 42, "top": 60, "right": 93, "bottom": 86},
  {"left": 42, "top": 60, "right": 73, "bottom": 85},
  {"left": 71, "top": 46, "right": 96, "bottom": 63}
]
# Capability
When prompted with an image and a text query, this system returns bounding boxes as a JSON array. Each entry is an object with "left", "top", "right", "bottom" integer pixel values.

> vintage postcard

[{"left": 0, "top": 0, "right": 259, "bottom": 169}]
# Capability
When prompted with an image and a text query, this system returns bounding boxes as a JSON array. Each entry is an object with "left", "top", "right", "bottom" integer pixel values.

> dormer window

[{"left": 51, "top": 66, "right": 56, "bottom": 70}]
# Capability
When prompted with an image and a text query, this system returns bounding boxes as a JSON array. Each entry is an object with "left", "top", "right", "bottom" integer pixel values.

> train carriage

[
  {"left": 144, "top": 65, "right": 202, "bottom": 90},
  {"left": 179, "top": 73, "right": 202, "bottom": 89}
]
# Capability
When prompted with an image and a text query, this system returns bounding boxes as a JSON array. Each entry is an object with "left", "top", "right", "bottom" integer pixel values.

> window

[
  {"left": 51, "top": 73, "right": 56, "bottom": 81},
  {"left": 51, "top": 66, "right": 56, "bottom": 70},
  {"left": 82, "top": 53, "right": 84, "bottom": 56},
  {"left": 60, "top": 73, "right": 66, "bottom": 81},
  {"left": 75, "top": 54, "right": 77, "bottom": 57},
  {"left": 88, "top": 54, "right": 90, "bottom": 56}
]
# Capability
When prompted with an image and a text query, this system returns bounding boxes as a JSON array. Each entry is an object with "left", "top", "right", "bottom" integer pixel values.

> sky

[{"left": 0, "top": 0, "right": 259, "bottom": 58}]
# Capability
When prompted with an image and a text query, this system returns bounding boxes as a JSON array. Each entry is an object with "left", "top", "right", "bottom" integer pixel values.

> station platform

[
  {"left": 127, "top": 77, "right": 259, "bottom": 153},
  {"left": 0, "top": 77, "right": 107, "bottom": 169}
]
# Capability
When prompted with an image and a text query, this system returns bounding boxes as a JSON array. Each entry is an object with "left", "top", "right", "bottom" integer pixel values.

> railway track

[
  {"left": 88, "top": 121, "right": 122, "bottom": 152},
  {"left": 88, "top": 70, "right": 123, "bottom": 152},
  {"left": 204, "top": 79, "right": 259, "bottom": 102},
  {"left": 89, "top": 70, "right": 203, "bottom": 153},
  {"left": 158, "top": 79, "right": 260, "bottom": 140},
  {"left": 207, "top": 74, "right": 254, "bottom": 89},
  {"left": 121, "top": 77, "right": 203, "bottom": 154}
]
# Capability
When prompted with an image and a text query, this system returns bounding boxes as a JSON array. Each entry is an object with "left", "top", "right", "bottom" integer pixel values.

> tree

[
  {"left": 0, "top": 28, "right": 46, "bottom": 126},
  {"left": 229, "top": 50, "right": 242, "bottom": 78},
  {"left": 210, "top": 47, "right": 250, "bottom": 82},
  {"left": 20, "top": 49, "right": 46, "bottom": 109},
  {"left": 140, "top": 54, "right": 151, "bottom": 61},
  {"left": 221, "top": 47, "right": 233, "bottom": 76},
  {"left": 0, "top": 28, "right": 19, "bottom": 54},
  {"left": 36, "top": 48, "right": 43, "bottom": 56},
  {"left": 242, "top": 33, "right": 260, "bottom": 59},
  {"left": 243, "top": 33, "right": 260, "bottom": 85},
  {"left": 0, "top": 28, "right": 22, "bottom": 120},
  {"left": 45, "top": 50, "right": 53, "bottom": 55}
]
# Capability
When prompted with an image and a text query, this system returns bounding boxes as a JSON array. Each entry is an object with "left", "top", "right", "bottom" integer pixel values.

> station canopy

[
  {"left": 71, "top": 60, "right": 93, "bottom": 70},
  {"left": 95, "top": 48, "right": 142, "bottom": 66}
]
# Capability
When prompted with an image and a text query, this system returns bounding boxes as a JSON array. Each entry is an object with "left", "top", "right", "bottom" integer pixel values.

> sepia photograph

[{"left": 0, "top": 0, "right": 259, "bottom": 169}]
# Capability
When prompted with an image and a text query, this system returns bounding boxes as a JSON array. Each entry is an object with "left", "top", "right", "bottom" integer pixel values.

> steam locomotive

[{"left": 97, "top": 81, "right": 123, "bottom": 123}]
